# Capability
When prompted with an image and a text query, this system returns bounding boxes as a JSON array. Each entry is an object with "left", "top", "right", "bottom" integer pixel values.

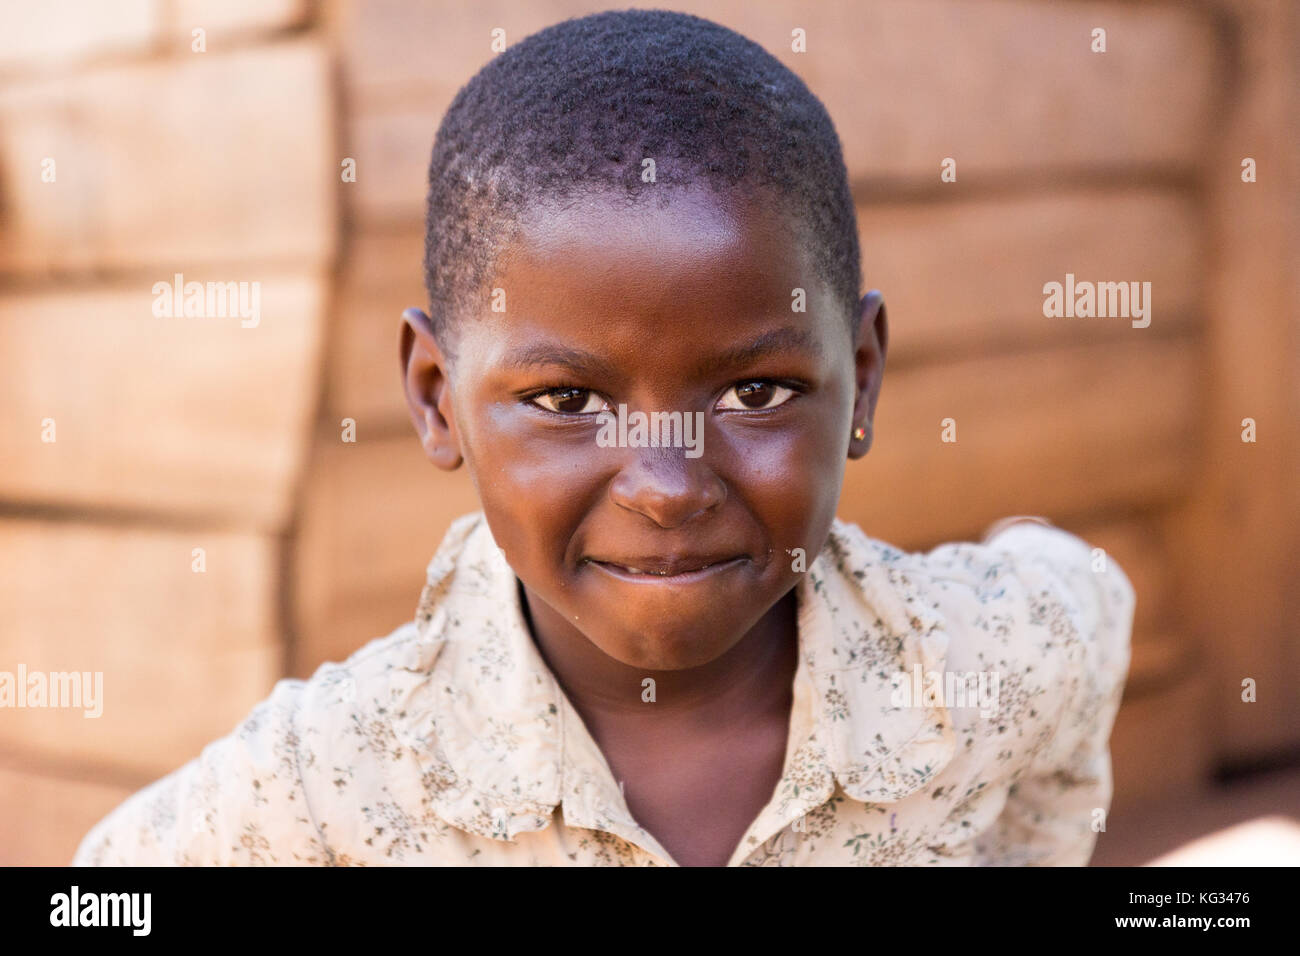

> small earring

[{"left": 852, "top": 426, "right": 866, "bottom": 441}]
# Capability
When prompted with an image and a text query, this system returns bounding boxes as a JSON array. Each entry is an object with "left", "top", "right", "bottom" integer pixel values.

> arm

[{"left": 973, "top": 519, "right": 1135, "bottom": 866}]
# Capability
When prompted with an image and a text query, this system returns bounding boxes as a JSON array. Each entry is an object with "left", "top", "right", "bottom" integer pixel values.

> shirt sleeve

[
  {"left": 972, "top": 520, "right": 1136, "bottom": 866},
  {"left": 70, "top": 676, "right": 330, "bottom": 866}
]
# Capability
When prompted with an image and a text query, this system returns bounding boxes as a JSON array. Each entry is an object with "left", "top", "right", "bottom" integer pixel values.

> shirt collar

[{"left": 386, "top": 513, "right": 957, "bottom": 849}]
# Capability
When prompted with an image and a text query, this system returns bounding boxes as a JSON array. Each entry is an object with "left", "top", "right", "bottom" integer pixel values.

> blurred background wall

[{"left": 0, "top": 0, "right": 1296, "bottom": 865}]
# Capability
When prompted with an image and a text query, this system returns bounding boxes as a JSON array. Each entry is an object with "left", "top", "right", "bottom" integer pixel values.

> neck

[{"left": 519, "top": 580, "right": 799, "bottom": 730}]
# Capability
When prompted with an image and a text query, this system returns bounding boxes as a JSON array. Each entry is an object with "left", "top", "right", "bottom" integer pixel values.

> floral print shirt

[{"left": 72, "top": 512, "right": 1134, "bottom": 866}]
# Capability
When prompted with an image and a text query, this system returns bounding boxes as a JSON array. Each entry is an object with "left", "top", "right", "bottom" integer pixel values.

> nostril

[{"left": 607, "top": 460, "right": 726, "bottom": 528}]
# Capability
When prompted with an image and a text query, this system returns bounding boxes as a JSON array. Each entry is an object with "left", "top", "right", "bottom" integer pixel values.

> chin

[{"left": 593, "top": 624, "right": 741, "bottom": 671}]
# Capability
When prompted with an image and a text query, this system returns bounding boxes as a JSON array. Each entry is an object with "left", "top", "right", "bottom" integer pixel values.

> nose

[{"left": 608, "top": 445, "right": 726, "bottom": 528}]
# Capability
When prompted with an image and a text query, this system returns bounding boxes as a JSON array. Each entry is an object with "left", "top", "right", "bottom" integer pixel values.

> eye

[
  {"left": 529, "top": 387, "right": 610, "bottom": 415},
  {"left": 716, "top": 380, "right": 797, "bottom": 411}
]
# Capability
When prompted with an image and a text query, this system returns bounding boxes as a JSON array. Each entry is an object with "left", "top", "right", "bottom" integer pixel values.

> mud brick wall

[{"left": 0, "top": 0, "right": 333, "bottom": 864}]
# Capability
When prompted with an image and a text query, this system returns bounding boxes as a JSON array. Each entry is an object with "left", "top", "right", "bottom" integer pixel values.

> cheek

[
  {"left": 715, "top": 411, "right": 845, "bottom": 546},
  {"left": 459, "top": 402, "right": 608, "bottom": 560}
]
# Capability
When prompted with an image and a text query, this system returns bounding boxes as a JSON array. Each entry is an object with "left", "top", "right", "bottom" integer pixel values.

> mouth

[{"left": 584, "top": 555, "right": 748, "bottom": 583}]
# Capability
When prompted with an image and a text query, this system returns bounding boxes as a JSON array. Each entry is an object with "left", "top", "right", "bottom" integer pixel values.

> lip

[{"left": 586, "top": 555, "right": 748, "bottom": 583}]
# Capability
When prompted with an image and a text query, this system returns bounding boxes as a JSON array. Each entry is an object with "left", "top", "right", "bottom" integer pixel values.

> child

[{"left": 73, "top": 9, "right": 1133, "bottom": 867}]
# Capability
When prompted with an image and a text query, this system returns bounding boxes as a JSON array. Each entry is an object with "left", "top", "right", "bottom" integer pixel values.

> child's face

[{"left": 403, "top": 184, "right": 886, "bottom": 671}]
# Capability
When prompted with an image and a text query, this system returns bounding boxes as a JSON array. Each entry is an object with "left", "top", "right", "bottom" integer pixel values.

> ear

[
  {"left": 399, "top": 307, "right": 463, "bottom": 470},
  {"left": 847, "top": 290, "right": 888, "bottom": 460}
]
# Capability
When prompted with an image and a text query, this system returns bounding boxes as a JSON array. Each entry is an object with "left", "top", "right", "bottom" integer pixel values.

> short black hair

[{"left": 424, "top": 8, "right": 861, "bottom": 352}]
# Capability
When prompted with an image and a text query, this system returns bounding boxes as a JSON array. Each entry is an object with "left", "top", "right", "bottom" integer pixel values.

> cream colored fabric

[{"left": 72, "top": 512, "right": 1133, "bottom": 866}]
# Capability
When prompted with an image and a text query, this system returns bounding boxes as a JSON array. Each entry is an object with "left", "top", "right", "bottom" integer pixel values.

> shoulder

[
  {"left": 71, "top": 618, "right": 438, "bottom": 867},
  {"left": 827, "top": 516, "right": 1134, "bottom": 702},
  {"left": 295, "top": 509, "right": 493, "bottom": 736},
  {"left": 73, "top": 512, "right": 491, "bottom": 866},
  {"left": 835, "top": 515, "right": 1131, "bottom": 633}
]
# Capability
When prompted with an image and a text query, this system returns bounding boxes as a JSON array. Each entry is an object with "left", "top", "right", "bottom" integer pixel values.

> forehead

[{"left": 487, "top": 184, "right": 829, "bottom": 333}]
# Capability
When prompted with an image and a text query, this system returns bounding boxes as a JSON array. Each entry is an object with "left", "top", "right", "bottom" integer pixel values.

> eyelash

[{"left": 522, "top": 380, "right": 806, "bottom": 416}]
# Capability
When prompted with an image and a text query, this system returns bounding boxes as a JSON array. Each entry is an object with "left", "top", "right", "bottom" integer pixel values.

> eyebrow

[
  {"left": 498, "top": 326, "right": 822, "bottom": 381},
  {"left": 498, "top": 343, "right": 619, "bottom": 380},
  {"left": 698, "top": 326, "right": 823, "bottom": 374}
]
